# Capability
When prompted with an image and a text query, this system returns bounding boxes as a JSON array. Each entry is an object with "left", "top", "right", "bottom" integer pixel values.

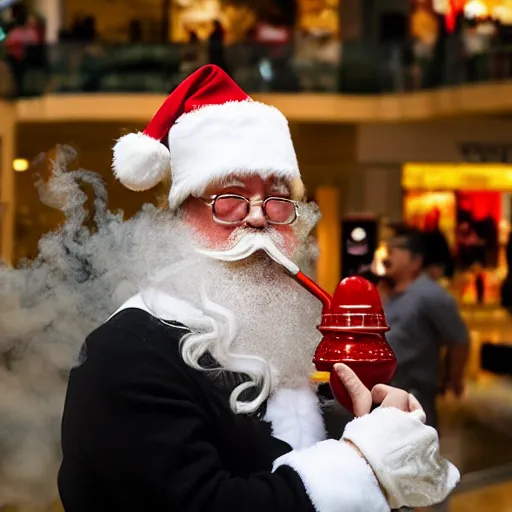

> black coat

[{"left": 58, "top": 307, "right": 388, "bottom": 512}]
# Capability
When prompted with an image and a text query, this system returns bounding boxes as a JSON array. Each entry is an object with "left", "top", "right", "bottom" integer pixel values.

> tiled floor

[
  {"left": 452, "top": 481, "right": 512, "bottom": 512},
  {"left": 439, "top": 308, "right": 512, "bottom": 511},
  {"left": 438, "top": 394, "right": 512, "bottom": 511}
]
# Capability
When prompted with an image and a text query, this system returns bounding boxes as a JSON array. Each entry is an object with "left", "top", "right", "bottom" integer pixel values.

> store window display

[
  {"left": 401, "top": 162, "right": 512, "bottom": 306},
  {"left": 294, "top": 0, "right": 340, "bottom": 91},
  {"left": 173, "top": 0, "right": 292, "bottom": 43},
  {"left": 59, "top": 0, "right": 340, "bottom": 92}
]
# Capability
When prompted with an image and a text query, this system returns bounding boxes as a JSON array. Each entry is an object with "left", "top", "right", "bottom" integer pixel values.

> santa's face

[
  {"left": 180, "top": 175, "right": 299, "bottom": 255},
  {"left": 140, "top": 176, "right": 321, "bottom": 405}
]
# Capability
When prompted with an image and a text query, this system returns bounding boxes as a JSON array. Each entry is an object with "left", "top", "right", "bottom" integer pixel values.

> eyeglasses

[{"left": 201, "top": 193, "right": 299, "bottom": 226}]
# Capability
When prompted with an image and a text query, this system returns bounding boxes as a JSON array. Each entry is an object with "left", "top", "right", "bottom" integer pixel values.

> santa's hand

[
  {"left": 335, "top": 364, "right": 422, "bottom": 417},
  {"left": 341, "top": 406, "right": 460, "bottom": 509},
  {"left": 371, "top": 383, "right": 425, "bottom": 421},
  {"left": 335, "top": 364, "right": 459, "bottom": 508},
  {"left": 334, "top": 363, "right": 372, "bottom": 417}
]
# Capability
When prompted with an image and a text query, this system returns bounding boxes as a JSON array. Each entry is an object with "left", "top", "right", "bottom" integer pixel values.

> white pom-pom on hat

[{"left": 112, "top": 132, "right": 171, "bottom": 191}]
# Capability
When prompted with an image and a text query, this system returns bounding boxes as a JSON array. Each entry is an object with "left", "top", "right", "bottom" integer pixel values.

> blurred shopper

[
  {"left": 357, "top": 267, "right": 394, "bottom": 302},
  {"left": 422, "top": 229, "right": 455, "bottom": 281},
  {"left": 4, "top": 8, "right": 40, "bottom": 95},
  {"left": 128, "top": 19, "right": 142, "bottom": 43},
  {"left": 500, "top": 230, "right": 512, "bottom": 314},
  {"left": 180, "top": 29, "right": 204, "bottom": 75},
  {"left": 208, "top": 19, "right": 230, "bottom": 75},
  {"left": 383, "top": 228, "right": 469, "bottom": 430}
]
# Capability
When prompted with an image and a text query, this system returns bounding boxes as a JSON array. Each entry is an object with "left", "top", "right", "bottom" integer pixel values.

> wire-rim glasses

[{"left": 202, "top": 193, "right": 299, "bottom": 226}]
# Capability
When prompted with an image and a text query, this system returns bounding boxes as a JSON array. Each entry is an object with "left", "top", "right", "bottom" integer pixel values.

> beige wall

[
  {"left": 361, "top": 165, "right": 402, "bottom": 222},
  {"left": 0, "top": 101, "right": 16, "bottom": 264},
  {"left": 358, "top": 118, "right": 512, "bottom": 164},
  {"left": 291, "top": 123, "right": 357, "bottom": 194},
  {"left": 291, "top": 123, "right": 357, "bottom": 291}
]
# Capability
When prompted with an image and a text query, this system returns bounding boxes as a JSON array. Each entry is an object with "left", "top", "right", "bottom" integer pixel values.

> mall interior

[{"left": 2, "top": 0, "right": 512, "bottom": 510}]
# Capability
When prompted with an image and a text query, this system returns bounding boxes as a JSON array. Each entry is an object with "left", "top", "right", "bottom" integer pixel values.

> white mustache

[{"left": 196, "top": 232, "right": 300, "bottom": 275}]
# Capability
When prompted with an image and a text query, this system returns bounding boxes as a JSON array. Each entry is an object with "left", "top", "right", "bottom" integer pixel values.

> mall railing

[{"left": 2, "top": 40, "right": 512, "bottom": 98}]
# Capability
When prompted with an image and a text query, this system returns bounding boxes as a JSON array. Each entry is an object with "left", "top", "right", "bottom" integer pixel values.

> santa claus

[{"left": 58, "top": 65, "right": 459, "bottom": 511}]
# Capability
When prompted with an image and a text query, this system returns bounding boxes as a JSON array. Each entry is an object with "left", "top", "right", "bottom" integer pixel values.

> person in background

[
  {"left": 501, "top": 231, "right": 512, "bottom": 314},
  {"left": 383, "top": 227, "right": 469, "bottom": 430},
  {"left": 383, "top": 228, "right": 468, "bottom": 512},
  {"left": 422, "top": 229, "right": 454, "bottom": 282},
  {"left": 27, "top": 12, "right": 44, "bottom": 42},
  {"left": 180, "top": 28, "right": 203, "bottom": 75},
  {"left": 208, "top": 19, "right": 230, "bottom": 75},
  {"left": 3, "top": 1, "right": 40, "bottom": 95},
  {"left": 358, "top": 267, "right": 394, "bottom": 303},
  {"left": 128, "top": 19, "right": 142, "bottom": 43}
]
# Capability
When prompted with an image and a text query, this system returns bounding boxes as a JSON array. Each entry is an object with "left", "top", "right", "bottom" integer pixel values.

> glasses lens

[
  {"left": 265, "top": 198, "right": 296, "bottom": 224},
  {"left": 213, "top": 195, "right": 249, "bottom": 223}
]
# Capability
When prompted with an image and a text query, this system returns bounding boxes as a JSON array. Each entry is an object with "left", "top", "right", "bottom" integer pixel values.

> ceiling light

[{"left": 13, "top": 158, "right": 29, "bottom": 172}]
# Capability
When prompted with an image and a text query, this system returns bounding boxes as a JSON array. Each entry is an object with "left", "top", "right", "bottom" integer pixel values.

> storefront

[
  {"left": 407, "top": 0, "right": 512, "bottom": 87},
  {"left": 410, "top": 0, "right": 512, "bottom": 33},
  {"left": 60, "top": 0, "right": 340, "bottom": 44},
  {"left": 432, "top": 0, "right": 512, "bottom": 29},
  {"left": 403, "top": 162, "right": 512, "bottom": 304},
  {"left": 356, "top": 118, "right": 512, "bottom": 305},
  {"left": 169, "top": 0, "right": 340, "bottom": 43}
]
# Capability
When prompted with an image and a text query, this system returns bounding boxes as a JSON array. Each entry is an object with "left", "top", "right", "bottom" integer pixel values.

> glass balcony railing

[{"left": 1, "top": 40, "right": 512, "bottom": 98}]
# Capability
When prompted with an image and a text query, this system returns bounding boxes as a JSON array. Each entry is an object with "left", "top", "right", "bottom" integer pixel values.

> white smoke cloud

[
  {"left": 0, "top": 150, "right": 173, "bottom": 509},
  {"left": 0, "top": 146, "right": 322, "bottom": 509}
]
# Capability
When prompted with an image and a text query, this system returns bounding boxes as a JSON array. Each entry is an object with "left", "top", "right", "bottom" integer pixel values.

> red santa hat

[{"left": 112, "top": 65, "right": 302, "bottom": 210}]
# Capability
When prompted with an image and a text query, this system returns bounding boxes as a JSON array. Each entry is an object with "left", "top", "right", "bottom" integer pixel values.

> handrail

[{"left": 2, "top": 40, "right": 512, "bottom": 98}]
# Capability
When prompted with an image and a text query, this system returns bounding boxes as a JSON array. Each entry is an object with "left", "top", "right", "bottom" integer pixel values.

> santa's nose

[{"left": 245, "top": 204, "right": 267, "bottom": 228}]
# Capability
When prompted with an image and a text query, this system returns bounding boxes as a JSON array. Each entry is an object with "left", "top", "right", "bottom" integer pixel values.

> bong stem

[{"left": 295, "top": 271, "right": 332, "bottom": 312}]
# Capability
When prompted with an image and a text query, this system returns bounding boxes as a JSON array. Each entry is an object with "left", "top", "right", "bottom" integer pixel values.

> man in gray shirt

[{"left": 383, "top": 229, "right": 469, "bottom": 430}]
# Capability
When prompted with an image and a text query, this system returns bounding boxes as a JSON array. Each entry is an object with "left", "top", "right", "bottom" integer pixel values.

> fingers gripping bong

[{"left": 334, "top": 363, "right": 425, "bottom": 419}]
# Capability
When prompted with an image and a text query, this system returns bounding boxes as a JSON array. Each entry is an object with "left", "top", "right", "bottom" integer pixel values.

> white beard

[{"left": 139, "top": 217, "right": 323, "bottom": 412}]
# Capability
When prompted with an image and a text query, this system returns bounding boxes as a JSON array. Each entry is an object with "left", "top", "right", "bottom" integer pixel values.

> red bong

[{"left": 296, "top": 273, "right": 397, "bottom": 413}]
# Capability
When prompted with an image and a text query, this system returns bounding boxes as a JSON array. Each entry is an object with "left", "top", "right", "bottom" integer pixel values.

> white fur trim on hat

[
  {"left": 167, "top": 100, "right": 300, "bottom": 210},
  {"left": 113, "top": 132, "right": 171, "bottom": 191}
]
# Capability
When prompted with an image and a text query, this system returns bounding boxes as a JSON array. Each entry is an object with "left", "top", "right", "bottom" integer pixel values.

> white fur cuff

[
  {"left": 273, "top": 439, "right": 389, "bottom": 512},
  {"left": 342, "top": 407, "right": 460, "bottom": 509}
]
